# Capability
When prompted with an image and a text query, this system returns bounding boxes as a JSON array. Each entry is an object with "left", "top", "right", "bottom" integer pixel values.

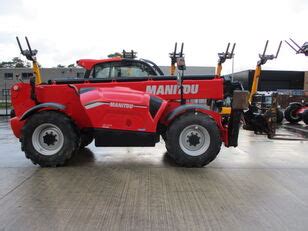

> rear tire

[
  {"left": 165, "top": 112, "right": 222, "bottom": 167},
  {"left": 302, "top": 110, "right": 308, "bottom": 125},
  {"left": 285, "top": 104, "right": 302, "bottom": 123},
  {"left": 21, "top": 111, "right": 79, "bottom": 167}
]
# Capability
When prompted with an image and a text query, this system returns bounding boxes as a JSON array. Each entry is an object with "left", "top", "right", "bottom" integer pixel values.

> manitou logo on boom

[{"left": 146, "top": 84, "right": 199, "bottom": 95}]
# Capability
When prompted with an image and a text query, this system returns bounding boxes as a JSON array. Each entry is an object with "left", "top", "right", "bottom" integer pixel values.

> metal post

[
  {"left": 4, "top": 78, "right": 8, "bottom": 116},
  {"left": 232, "top": 54, "right": 235, "bottom": 81}
]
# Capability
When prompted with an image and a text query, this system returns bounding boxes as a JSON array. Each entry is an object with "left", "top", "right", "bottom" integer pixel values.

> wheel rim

[
  {"left": 290, "top": 110, "right": 300, "bottom": 120},
  {"left": 179, "top": 124, "right": 210, "bottom": 156},
  {"left": 32, "top": 123, "right": 64, "bottom": 156}
]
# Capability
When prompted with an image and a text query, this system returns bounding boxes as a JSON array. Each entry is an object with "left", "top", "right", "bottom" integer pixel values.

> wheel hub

[
  {"left": 32, "top": 123, "right": 64, "bottom": 156},
  {"left": 43, "top": 132, "right": 58, "bottom": 146},
  {"left": 179, "top": 125, "right": 210, "bottom": 156},
  {"left": 187, "top": 132, "right": 201, "bottom": 146}
]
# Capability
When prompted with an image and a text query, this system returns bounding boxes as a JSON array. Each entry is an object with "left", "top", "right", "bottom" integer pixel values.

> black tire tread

[
  {"left": 165, "top": 112, "right": 222, "bottom": 167},
  {"left": 285, "top": 104, "right": 302, "bottom": 123},
  {"left": 20, "top": 111, "right": 79, "bottom": 167}
]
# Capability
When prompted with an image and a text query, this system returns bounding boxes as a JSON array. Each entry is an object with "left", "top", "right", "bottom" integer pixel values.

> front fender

[
  {"left": 20, "top": 102, "right": 66, "bottom": 121},
  {"left": 164, "top": 104, "right": 227, "bottom": 144},
  {"left": 165, "top": 104, "right": 222, "bottom": 125}
]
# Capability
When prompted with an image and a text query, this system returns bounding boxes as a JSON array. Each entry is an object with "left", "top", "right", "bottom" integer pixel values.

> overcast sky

[{"left": 0, "top": 0, "right": 307, "bottom": 74}]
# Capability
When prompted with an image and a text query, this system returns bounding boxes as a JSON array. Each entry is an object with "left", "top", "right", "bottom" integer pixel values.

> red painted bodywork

[
  {"left": 77, "top": 58, "right": 122, "bottom": 70},
  {"left": 80, "top": 87, "right": 168, "bottom": 132},
  {"left": 297, "top": 106, "right": 308, "bottom": 115},
  {"left": 10, "top": 58, "right": 229, "bottom": 146}
]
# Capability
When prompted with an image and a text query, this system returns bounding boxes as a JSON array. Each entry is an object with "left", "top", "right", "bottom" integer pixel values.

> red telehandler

[
  {"left": 284, "top": 39, "right": 308, "bottom": 125},
  {"left": 10, "top": 37, "right": 248, "bottom": 167}
]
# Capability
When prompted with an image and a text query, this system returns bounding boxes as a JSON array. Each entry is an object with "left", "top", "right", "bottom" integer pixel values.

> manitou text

[{"left": 146, "top": 84, "right": 199, "bottom": 95}]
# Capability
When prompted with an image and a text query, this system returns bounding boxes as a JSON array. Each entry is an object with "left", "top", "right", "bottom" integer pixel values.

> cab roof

[{"left": 76, "top": 57, "right": 123, "bottom": 70}]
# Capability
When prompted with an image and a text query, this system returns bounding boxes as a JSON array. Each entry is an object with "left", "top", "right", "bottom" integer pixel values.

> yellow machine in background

[
  {"left": 248, "top": 40, "right": 282, "bottom": 103},
  {"left": 215, "top": 43, "right": 236, "bottom": 115},
  {"left": 243, "top": 40, "right": 282, "bottom": 138}
]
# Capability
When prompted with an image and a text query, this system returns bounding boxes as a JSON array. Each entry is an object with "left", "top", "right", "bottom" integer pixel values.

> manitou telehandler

[
  {"left": 243, "top": 40, "right": 283, "bottom": 138},
  {"left": 10, "top": 37, "right": 248, "bottom": 167},
  {"left": 284, "top": 38, "right": 308, "bottom": 125}
]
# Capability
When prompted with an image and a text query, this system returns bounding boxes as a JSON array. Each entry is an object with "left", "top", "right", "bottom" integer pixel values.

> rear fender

[
  {"left": 20, "top": 103, "right": 66, "bottom": 121},
  {"left": 11, "top": 103, "right": 66, "bottom": 138}
]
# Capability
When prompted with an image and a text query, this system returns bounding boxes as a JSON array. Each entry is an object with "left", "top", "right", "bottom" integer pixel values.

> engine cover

[{"left": 80, "top": 87, "right": 165, "bottom": 133}]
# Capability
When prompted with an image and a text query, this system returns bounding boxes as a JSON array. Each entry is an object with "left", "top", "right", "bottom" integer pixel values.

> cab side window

[
  {"left": 94, "top": 64, "right": 110, "bottom": 79},
  {"left": 93, "top": 61, "right": 155, "bottom": 79},
  {"left": 111, "top": 61, "right": 155, "bottom": 78},
  {"left": 111, "top": 66, "right": 150, "bottom": 78}
]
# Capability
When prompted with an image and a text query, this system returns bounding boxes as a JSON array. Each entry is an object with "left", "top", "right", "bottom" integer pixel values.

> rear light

[{"left": 13, "top": 85, "right": 19, "bottom": 91}]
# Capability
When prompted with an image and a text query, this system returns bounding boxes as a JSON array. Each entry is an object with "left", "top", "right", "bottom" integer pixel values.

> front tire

[
  {"left": 165, "top": 112, "right": 222, "bottom": 167},
  {"left": 21, "top": 111, "right": 79, "bottom": 167},
  {"left": 285, "top": 104, "right": 302, "bottom": 123}
]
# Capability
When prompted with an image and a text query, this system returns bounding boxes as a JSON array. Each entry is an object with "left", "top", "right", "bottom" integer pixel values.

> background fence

[
  {"left": 0, "top": 89, "right": 11, "bottom": 116},
  {"left": 277, "top": 90, "right": 308, "bottom": 108}
]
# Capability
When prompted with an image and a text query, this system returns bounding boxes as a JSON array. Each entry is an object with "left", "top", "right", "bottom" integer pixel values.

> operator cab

[
  {"left": 251, "top": 91, "right": 275, "bottom": 113},
  {"left": 77, "top": 50, "right": 164, "bottom": 79}
]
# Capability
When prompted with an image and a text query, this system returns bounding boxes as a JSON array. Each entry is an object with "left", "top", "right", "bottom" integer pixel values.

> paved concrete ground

[
  {"left": 0, "top": 117, "right": 307, "bottom": 231},
  {"left": 282, "top": 122, "right": 308, "bottom": 137}
]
